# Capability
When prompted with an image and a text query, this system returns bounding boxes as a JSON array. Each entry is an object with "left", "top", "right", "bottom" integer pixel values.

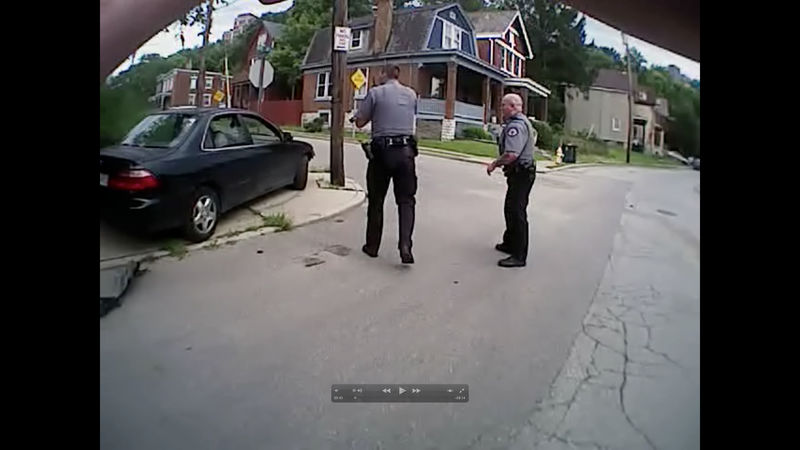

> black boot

[
  {"left": 362, "top": 245, "right": 378, "bottom": 258},
  {"left": 399, "top": 246, "right": 414, "bottom": 264},
  {"left": 498, "top": 256, "right": 526, "bottom": 268},
  {"left": 495, "top": 243, "right": 512, "bottom": 254}
]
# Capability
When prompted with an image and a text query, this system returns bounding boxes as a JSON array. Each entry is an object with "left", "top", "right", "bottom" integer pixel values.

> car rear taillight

[{"left": 108, "top": 169, "right": 160, "bottom": 191}]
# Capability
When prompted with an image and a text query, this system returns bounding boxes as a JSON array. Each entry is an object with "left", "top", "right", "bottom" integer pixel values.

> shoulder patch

[{"left": 507, "top": 127, "right": 519, "bottom": 137}]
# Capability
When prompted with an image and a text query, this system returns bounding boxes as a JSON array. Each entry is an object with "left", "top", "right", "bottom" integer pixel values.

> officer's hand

[{"left": 486, "top": 162, "right": 496, "bottom": 175}]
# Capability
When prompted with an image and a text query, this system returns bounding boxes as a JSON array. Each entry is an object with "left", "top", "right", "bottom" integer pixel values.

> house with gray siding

[{"left": 564, "top": 68, "right": 668, "bottom": 155}]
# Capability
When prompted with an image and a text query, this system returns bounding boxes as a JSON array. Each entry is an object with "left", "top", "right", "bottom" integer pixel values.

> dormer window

[{"left": 443, "top": 21, "right": 465, "bottom": 50}]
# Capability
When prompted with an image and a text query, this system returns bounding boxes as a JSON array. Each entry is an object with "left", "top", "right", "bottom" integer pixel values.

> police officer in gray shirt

[
  {"left": 353, "top": 64, "right": 419, "bottom": 264},
  {"left": 486, "top": 93, "right": 538, "bottom": 267}
]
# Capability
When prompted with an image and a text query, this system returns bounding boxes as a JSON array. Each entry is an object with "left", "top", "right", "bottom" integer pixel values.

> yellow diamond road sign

[
  {"left": 351, "top": 69, "right": 366, "bottom": 90},
  {"left": 213, "top": 90, "right": 225, "bottom": 103}
]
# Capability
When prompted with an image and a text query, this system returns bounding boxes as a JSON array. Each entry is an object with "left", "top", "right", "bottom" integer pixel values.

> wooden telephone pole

[
  {"left": 622, "top": 31, "right": 633, "bottom": 164},
  {"left": 198, "top": 1, "right": 214, "bottom": 107},
  {"left": 329, "top": 0, "right": 348, "bottom": 187}
]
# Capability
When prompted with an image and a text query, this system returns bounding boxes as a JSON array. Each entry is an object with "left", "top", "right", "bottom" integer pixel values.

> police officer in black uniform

[
  {"left": 486, "top": 93, "right": 538, "bottom": 268},
  {"left": 353, "top": 64, "right": 419, "bottom": 264}
]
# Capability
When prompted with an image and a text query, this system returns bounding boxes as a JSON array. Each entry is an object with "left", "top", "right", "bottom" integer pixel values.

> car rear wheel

[
  {"left": 291, "top": 155, "right": 310, "bottom": 190},
  {"left": 184, "top": 187, "right": 220, "bottom": 242}
]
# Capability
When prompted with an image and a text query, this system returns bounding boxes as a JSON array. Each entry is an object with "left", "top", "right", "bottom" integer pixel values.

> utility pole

[
  {"left": 257, "top": 50, "right": 266, "bottom": 110},
  {"left": 330, "top": 0, "right": 348, "bottom": 187},
  {"left": 198, "top": 1, "right": 214, "bottom": 107},
  {"left": 622, "top": 31, "right": 633, "bottom": 164}
]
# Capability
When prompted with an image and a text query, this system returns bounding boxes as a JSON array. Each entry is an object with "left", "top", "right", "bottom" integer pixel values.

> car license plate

[{"left": 100, "top": 173, "right": 109, "bottom": 186}]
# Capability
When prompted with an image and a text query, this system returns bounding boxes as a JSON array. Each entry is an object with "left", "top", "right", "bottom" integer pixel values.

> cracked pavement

[
  {"left": 101, "top": 141, "right": 699, "bottom": 450},
  {"left": 509, "top": 167, "right": 700, "bottom": 450}
]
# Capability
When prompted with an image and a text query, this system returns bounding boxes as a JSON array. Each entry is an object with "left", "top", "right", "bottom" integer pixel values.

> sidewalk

[{"left": 100, "top": 173, "right": 365, "bottom": 269}]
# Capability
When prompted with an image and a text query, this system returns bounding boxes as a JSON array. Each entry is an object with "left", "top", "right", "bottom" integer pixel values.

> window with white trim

[
  {"left": 351, "top": 29, "right": 363, "bottom": 49},
  {"left": 442, "top": 20, "right": 465, "bottom": 50},
  {"left": 430, "top": 76, "right": 445, "bottom": 99},
  {"left": 316, "top": 72, "right": 332, "bottom": 99},
  {"left": 205, "top": 76, "right": 213, "bottom": 89},
  {"left": 612, "top": 117, "right": 621, "bottom": 131},
  {"left": 203, "top": 93, "right": 212, "bottom": 107},
  {"left": 189, "top": 93, "right": 196, "bottom": 105},
  {"left": 190, "top": 76, "right": 197, "bottom": 90},
  {"left": 318, "top": 110, "right": 331, "bottom": 126},
  {"left": 354, "top": 68, "right": 369, "bottom": 99}
]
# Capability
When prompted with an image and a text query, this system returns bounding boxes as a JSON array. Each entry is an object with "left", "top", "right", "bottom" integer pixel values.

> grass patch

[
  {"left": 161, "top": 239, "right": 188, "bottom": 259},
  {"left": 418, "top": 139, "right": 498, "bottom": 158},
  {"left": 263, "top": 212, "right": 293, "bottom": 232}
]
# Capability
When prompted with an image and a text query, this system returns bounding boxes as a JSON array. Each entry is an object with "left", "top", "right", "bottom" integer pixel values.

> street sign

[
  {"left": 351, "top": 69, "right": 366, "bottom": 90},
  {"left": 249, "top": 59, "right": 274, "bottom": 88},
  {"left": 334, "top": 27, "right": 351, "bottom": 52},
  {"left": 213, "top": 90, "right": 225, "bottom": 103}
]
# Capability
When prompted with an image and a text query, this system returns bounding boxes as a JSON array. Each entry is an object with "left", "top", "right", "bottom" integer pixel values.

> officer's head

[
  {"left": 378, "top": 64, "right": 401, "bottom": 85},
  {"left": 501, "top": 93, "right": 523, "bottom": 120}
]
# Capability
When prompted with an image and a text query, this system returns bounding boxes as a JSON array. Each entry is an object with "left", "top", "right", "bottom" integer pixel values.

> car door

[
  {"left": 199, "top": 113, "right": 265, "bottom": 209},
  {"left": 239, "top": 114, "right": 296, "bottom": 193}
]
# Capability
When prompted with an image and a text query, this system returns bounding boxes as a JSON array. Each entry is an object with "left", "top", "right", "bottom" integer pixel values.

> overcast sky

[{"left": 111, "top": 0, "right": 699, "bottom": 81}]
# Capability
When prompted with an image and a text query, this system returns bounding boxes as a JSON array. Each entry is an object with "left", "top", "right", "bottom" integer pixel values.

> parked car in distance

[
  {"left": 690, "top": 157, "right": 700, "bottom": 171},
  {"left": 100, "top": 108, "right": 315, "bottom": 242}
]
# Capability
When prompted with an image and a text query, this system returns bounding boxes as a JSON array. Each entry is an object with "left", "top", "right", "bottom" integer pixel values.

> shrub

[
  {"left": 462, "top": 126, "right": 491, "bottom": 141},
  {"left": 530, "top": 120, "right": 553, "bottom": 150},
  {"left": 303, "top": 117, "right": 324, "bottom": 133}
]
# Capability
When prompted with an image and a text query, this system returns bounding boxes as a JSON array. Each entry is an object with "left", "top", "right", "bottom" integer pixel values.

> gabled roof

[
  {"left": 467, "top": 9, "right": 532, "bottom": 58},
  {"left": 262, "top": 21, "right": 284, "bottom": 39},
  {"left": 302, "top": 4, "right": 450, "bottom": 67},
  {"left": 591, "top": 68, "right": 631, "bottom": 92},
  {"left": 467, "top": 10, "right": 518, "bottom": 34}
]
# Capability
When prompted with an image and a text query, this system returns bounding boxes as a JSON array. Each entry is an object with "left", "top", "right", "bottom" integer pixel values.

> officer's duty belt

[{"left": 377, "top": 136, "right": 414, "bottom": 147}]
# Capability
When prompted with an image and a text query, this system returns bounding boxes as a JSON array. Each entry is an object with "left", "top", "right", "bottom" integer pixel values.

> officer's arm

[
  {"left": 493, "top": 124, "right": 527, "bottom": 167},
  {"left": 354, "top": 90, "right": 375, "bottom": 128}
]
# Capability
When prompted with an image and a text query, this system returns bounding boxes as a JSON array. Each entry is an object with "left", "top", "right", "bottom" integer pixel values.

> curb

[{"left": 99, "top": 180, "right": 366, "bottom": 270}]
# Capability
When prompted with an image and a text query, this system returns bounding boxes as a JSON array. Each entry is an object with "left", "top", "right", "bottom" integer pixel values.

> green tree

[
  {"left": 492, "top": 0, "right": 595, "bottom": 125},
  {"left": 638, "top": 66, "right": 700, "bottom": 157},
  {"left": 268, "top": 0, "right": 373, "bottom": 91},
  {"left": 421, "top": 0, "right": 488, "bottom": 12},
  {"left": 623, "top": 46, "right": 646, "bottom": 73}
]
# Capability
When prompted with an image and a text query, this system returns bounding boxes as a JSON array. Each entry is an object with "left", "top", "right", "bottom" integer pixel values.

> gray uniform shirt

[
  {"left": 499, "top": 112, "right": 537, "bottom": 167},
  {"left": 355, "top": 79, "right": 417, "bottom": 137}
]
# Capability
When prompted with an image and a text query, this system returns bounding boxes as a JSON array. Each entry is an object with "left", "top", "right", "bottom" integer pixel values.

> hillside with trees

[{"left": 100, "top": 0, "right": 699, "bottom": 156}]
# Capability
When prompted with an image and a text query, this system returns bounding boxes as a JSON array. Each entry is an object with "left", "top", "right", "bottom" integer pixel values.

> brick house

[
  {"left": 222, "top": 13, "right": 260, "bottom": 42},
  {"left": 152, "top": 69, "right": 231, "bottom": 109},
  {"left": 229, "top": 20, "right": 287, "bottom": 111},
  {"left": 299, "top": 2, "right": 550, "bottom": 140}
]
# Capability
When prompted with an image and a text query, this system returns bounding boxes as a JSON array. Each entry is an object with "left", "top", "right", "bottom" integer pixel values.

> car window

[
  {"left": 204, "top": 114, "right": 253, "bottom": 150},
  {"left": 122, "top": 113, "right": 197, "bottom": 148},
  {"left": 240, "top": 115, "right": 281, "bottom": 145}
]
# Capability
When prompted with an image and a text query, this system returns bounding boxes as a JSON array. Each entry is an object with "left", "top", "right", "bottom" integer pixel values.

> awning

[{"left": 504, "top": 78, "right": 551, "bottom": 98}]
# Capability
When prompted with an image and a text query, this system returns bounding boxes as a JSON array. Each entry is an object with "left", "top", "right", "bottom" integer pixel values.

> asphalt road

[{"left": 100, "top": 139, "right": 699, "bottom": 450}]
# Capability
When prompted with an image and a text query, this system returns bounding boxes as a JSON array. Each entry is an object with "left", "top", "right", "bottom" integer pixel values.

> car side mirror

[{"left": 283, "top": 132, "right": 293, "bottom": 142}]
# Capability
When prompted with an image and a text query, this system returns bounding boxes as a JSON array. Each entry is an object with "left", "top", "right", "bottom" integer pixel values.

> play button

[{"left": 398, "top": 387, "right": 406, "bottom": 395}]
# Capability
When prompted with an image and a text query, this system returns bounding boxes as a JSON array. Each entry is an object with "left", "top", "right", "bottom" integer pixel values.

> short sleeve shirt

[{"left": 355, "top": 79, "right": 417, "bottom": 137}]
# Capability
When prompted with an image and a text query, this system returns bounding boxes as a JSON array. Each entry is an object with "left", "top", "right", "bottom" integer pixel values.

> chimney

[{"left": 371, "top": 0, "right": 392, "bottom": 55}]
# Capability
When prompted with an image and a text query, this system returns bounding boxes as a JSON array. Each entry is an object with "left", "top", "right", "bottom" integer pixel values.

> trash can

[{"left": 563, "top": 143, "right": 577, "bottom": 163}]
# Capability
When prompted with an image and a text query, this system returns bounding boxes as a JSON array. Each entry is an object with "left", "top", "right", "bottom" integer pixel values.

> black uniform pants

[
  {"left": 501, "top": 167, "right": 536, "bottom": 261},
  {"left": 365, "top": 143, "right": 418, "bottom": 251}
]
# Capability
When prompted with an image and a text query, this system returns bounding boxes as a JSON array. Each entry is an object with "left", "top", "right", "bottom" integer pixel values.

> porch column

[
  {"left": 482, "top": 76, "right": 491, "bottom": 125},
  {"left": 493, "top": 82, "right": 503, "bottom": 124},
  {"left": 442, "top": 61, "right": 457, "bottom": 141},
  {"left": 542, "top": 96, "right": 548, "bottom": 122},
  {"left": 520, "top": 88, "right": 528, "bottom": 115}
]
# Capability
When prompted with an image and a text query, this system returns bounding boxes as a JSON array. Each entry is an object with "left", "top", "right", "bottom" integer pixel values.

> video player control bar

[{"left": 331, "top": 384, "right": 468, "bottom": 403}]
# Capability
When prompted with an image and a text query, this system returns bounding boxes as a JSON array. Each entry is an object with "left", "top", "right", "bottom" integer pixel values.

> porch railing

[{"left": 418, "top": 98, "right": 484, "bottom": 122}]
